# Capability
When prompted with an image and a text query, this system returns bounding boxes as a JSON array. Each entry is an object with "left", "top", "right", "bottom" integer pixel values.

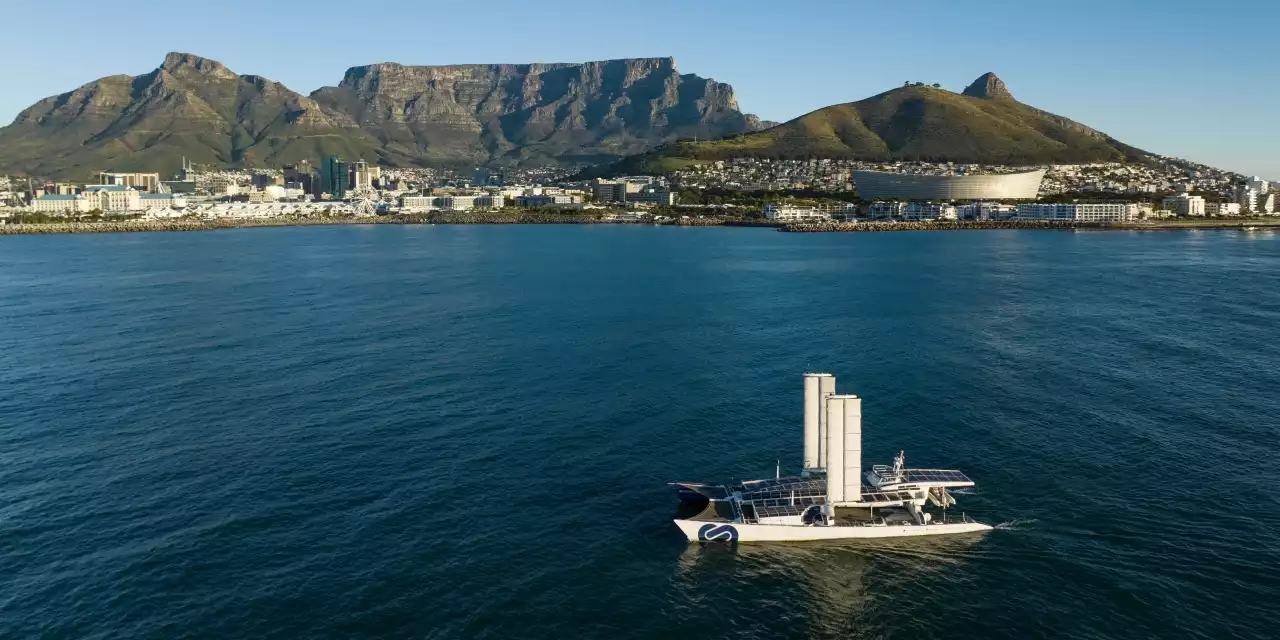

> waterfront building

[
  {"left": 866, "top": 201, "right": 908, "bottom": 220},
  {"left": 30, "top": 194, "right": 92, "bottom": 214},
  {"left": 1015, "top": 203, "right": 1135, "bottom": 222},
  {"left": 473, "top": 195, "right": 505, "bottom": 209},
  {"left": 955, "top": 202, "right": 1017, "bottom": 220},
  {"left": 99, "top": 172, "right": 160, "bottom": 193},
  {"left": 1204, "top": 202, "right": 1242, "bottom": 216},
  {"left": 1245, "top": 176, "right": 1270, "bottom": 194},
  {"left": 592, "top": 179, "right": 629, "bottom": 203},
  {"left": 82, "top": 185, "right": 142, "bottom": 211},
  {"left": 763, "top": 204, "right": 832, "bottom": 222},
  {"left": 139, "top": 194, "right": 187, "bottom": 210},
  {"left": 519, "top": 194, "right": 582, "bottom": 207},
  {"left": 853, "top": 169, "right": 1045, "bottom": 200},
  {"left": 903, "top": 202, "right": 957, "bottom": 221},
  {"left": 1161, "top": 193, "right": 1206, "bottom": 217},
  {"left": 400, "top": 195, "right": 433, "bottom": 212},
  {"left": 628, "top": 185, "right": 676, "bottom": 206},
  {"left": 318, "top": 156, "right": 349, "bottom": 199}
]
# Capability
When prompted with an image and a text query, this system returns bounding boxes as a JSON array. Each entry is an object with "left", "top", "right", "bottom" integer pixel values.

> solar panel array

[
  {"left": 859, "top": 490, "right": 918, "bottom": 503},
  {"left": 740, "top": 479, "right": 827, "bottom": 501},
  {"left": 903, "top": 469, "right": 972, "bottom": 484}
]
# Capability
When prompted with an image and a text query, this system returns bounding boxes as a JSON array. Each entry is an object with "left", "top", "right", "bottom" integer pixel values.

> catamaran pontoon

[{"left": 670, "top": 373, "right": 992, "bottom": 542}]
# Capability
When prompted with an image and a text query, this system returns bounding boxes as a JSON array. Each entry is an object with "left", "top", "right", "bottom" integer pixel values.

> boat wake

[{"left": 994, "top": 518, "right": 1039, "bottom": 531}]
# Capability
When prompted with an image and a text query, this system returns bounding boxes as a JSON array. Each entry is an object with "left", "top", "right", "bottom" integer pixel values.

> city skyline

[{"left": 1, "top": 0, "right": 1277, "bottom": 178}]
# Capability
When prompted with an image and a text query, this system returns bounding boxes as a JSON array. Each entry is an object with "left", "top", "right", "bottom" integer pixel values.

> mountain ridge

[{"left": 0, "top": 53, "right": 759, "bottom": 178}]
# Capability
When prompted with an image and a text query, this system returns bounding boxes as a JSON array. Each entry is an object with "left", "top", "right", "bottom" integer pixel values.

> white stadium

[{"left": 852, "top": 169, "right": 1046, "bottom": 200}]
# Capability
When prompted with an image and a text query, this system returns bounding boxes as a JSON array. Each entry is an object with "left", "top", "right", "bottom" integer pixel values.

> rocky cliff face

[
  {"left": 0, "top": 53, "right": 756, "bottom": 177},
  {"left": 309, "top": 57, "right": 754, "bottom": 166},
  {"left": 962, "top": 72, "right": 1014, "bottom": 100}
]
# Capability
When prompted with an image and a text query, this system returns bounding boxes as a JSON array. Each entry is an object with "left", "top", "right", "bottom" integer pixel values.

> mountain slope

[
  {"left": 0, "top": 54, "right": 757, "bottom": 178},
  {"left": 590, "top": 73, "right": 1149, "bottom": 176},
  {"left": 0, "top": 53, "right": 377, "bottom": 178}
]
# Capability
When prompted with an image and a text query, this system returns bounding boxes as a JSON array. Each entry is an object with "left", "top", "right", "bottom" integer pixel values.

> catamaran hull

[{"left": 674, "top": 519, "right": 992, "bottom": 542}]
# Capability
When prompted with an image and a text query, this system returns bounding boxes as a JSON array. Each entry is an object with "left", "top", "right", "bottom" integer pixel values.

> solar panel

[
  {"left": 859, "top": 490, "right": 917, "bottom": 503},
  {"left": 903, "top": 469, "right": 972, "bottom": 484},
  {"left": 739, "top": 478, "right": 828, "bottom": 501}
]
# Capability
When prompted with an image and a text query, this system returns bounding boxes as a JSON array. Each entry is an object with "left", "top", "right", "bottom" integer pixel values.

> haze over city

[{"left": 2, "top": 0, "right": 1277, "bottom": 177}]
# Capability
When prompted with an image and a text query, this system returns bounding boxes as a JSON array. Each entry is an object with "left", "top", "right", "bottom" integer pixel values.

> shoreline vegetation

[{"left": 2, "top": 213, "right": 1280, "bottom": 236}]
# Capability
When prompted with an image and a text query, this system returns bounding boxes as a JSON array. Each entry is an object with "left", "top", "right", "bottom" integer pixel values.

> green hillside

[{"left": 586, "top": 74, "right": 1150, "bottom": 177}]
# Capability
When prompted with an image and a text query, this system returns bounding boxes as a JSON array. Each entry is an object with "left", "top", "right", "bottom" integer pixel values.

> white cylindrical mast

[
  {"left": 803, "top": 373, "right": 834, "bottom": 470},
  {"left": 818, "top": 374, "right": 836, "bottom": 470},
  {"left": 825, "top": 394, "right": 863, "bottom": 505},
  {"left": 843, "top": 395, "right": 862, "bottom": 503},
  {"left": 825, "top": 395, "right": 847, "bottom": 503}
]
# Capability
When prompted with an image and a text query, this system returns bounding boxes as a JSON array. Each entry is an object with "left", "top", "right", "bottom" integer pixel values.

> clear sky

[{"left": 3, "top": 0, "right": 1277, "bottom": 178}]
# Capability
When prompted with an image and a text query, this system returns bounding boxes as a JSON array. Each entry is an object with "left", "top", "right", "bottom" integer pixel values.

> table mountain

[
  {"left": 586, "top": 73, "right": 1150, "bottom": 177},
  {"left": 311, "top": 57, "right": 757, "bottom": 167},
  {"left": 0, "top": 53, "right": 757, "bottom": 178}
]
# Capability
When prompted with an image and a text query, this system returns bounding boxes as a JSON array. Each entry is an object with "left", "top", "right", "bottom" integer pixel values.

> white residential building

[
  {"left": 519, "top": 194, "right": 582, "bottom": 207},
  {"left": 955, "top": 202, "right": 1017, "bottom": 220},
  {"left": 401, "top": 195, "right": 434, "bottom": 212},
  {"left": 903, "top": 202, "right": 957, "bottom": 221},
  {"left": 1204, "top": 202, "right": 1241, "bottom": 216},
  {"left": 763, "top": 204, "right": 832, "bottom": 222},
  {"left": 1016, "top": 203, "right": 1136, "bottom": 222},
  {"left": 1161, "top": 193, "right": 1206, "bottom": 217},
  {"left": 399, "top": 194, "right": 505, "bottom": 211},
  {"left": 1245, "top": 176, "right": 1270, "bottom": 194},
  {"left": 866, "top": 201, "right": 908, "bottom": 220},
  {"left": 30, "top": 194, "right": 93, "bottom": 214},
  {"left": 1238, "top": 189, "right": 1275, "bottom": 214}
]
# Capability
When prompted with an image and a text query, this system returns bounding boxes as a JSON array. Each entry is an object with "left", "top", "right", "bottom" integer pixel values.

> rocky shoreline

[
  {"left": 780, "top": 219, "right": 1280, "bottom": 232},
  {"left": 3, "top": 215, "right": 1277, "bottom": 236},
  {"left": 780, "top": 220, "right": 1108, "bottom": 232}
]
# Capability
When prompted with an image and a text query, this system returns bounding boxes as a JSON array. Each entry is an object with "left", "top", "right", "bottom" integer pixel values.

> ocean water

[{"left": 1, "top": 225, "right": 1278, "bottom": 639}]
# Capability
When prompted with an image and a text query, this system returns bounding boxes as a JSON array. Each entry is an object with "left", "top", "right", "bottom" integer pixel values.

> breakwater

[
  {"left": 781, "top": 220, "right": 1109, "bottom": 232},
  {"left": 5, "top": 215, "right": 1277, "bottom": 236},
  {"left": 0, "top": 212, "right": 620, "bottom": 235}
]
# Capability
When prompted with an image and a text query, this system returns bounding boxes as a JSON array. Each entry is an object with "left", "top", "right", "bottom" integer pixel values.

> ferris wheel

[{"left": 351, "top": 195, "right": 377, "bottom": 217}]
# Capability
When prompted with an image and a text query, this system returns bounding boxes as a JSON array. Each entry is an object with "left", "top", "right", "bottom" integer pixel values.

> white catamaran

[{"left": 670, "top": 373, "right": 992, "bottom": 542}]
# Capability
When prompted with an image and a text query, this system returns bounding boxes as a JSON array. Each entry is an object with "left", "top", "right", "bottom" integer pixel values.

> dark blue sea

[{"left": 2, "top": 225, "right": 1279, "bottom": 639}]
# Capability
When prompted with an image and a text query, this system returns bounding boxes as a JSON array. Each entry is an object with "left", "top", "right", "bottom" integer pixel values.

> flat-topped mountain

[
  {"left": 311, "top": 57, "right": 757, "bottom": 167},
  {"left": 586, "top": 73, "right": 1151, "bottom": 177},
  {"left": 0, "top": 53, "right": 760, "bottom": 177}
]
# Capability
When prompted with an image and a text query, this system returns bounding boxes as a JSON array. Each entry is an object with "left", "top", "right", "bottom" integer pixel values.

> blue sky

[{"left": 3, "top": 0, "right": 1277, "bottom": 177}]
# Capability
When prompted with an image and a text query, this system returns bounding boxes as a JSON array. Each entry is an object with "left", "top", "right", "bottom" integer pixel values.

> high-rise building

[
  {"left": 350, "top": 160, "right": 372, "bottom": 192},
  {"left": 318, "top": 156, "right": 349, "bottom": 199},
  {"left": 99, "top": 172, "right": 160, "bottom": 193},
  {"left": 284, "top": 162, "right": 314, "bottom": 195}
]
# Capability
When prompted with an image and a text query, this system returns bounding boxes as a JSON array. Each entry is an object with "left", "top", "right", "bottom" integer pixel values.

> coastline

[
  {"left": 778, "top": 219, "right": 1280, "bottom": 232},
  {"left": 2, "top": 214, "right": 1278, "bottom": 236}
]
